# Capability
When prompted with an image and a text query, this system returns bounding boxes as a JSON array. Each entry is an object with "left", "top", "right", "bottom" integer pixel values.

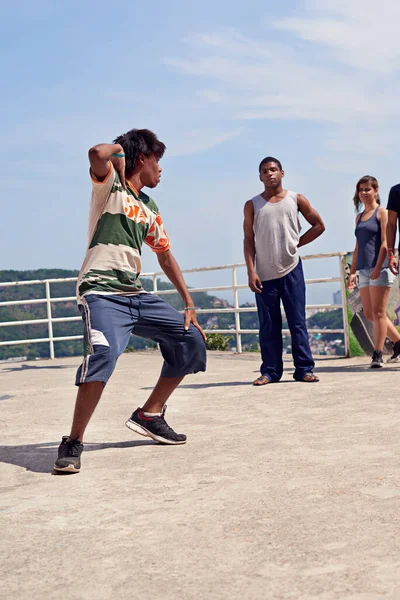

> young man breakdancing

[{"left": 54, "top": 129, "right": 206, "bottom": 473}]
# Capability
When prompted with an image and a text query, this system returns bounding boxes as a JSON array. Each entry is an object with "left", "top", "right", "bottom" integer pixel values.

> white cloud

[
  {"left": 0, "top": 106, "right": 241, "bottom": 161},
  {"left": 165, "top": 3, "right": 400, "bottom": 161},
  {"left": 323, "top": 126, "right": 398, "bottom": 158},
  {"left": 167, "top": 128, "right": 243, "bottom": 157},
  {"left": 167, "top": 29, "right": 399, "bottom": 124},
  {"left": 275, "top": 0, "right": 400, "bottom": 73}
]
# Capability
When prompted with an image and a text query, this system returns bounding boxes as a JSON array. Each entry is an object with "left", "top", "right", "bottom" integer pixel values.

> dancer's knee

[
  {"left": 75, "top": 344, "right": 118, "bottom": 386},
  {"left": 161, "top": 326, "right": 207, "bottom": 378}
]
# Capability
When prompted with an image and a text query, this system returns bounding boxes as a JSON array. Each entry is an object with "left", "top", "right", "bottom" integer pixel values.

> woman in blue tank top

[{"left": 347, "top": 175, "right": 400, "bottom": 368}]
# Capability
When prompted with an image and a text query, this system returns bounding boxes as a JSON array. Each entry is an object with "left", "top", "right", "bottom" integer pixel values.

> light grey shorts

[{"left": 358, "top": 267, "right": 395, "bottom": 289}]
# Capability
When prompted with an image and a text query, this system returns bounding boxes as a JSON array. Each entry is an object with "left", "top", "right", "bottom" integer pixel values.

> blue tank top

[{"left": 355, "top": 207, "right": 386, "bottom": 270}]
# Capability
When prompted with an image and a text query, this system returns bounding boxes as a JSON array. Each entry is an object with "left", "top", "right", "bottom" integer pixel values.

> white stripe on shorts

[{"left": 80, "top": 297, "right": 92, "bottom": 383}]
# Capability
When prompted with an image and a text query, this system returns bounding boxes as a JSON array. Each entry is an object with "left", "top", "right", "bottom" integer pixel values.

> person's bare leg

[
  {"left": 370, "top": 286, "right": 391, "bottom": 350},
  {"left": 141, "top": 376, "right": 184, "bottom": 413},
  {"left": 386, "top": 317, "right": 400, "bottom": 342},
  {"left": 359, "top": 287, "right": 373, "bottom": 322},
  {"left": 69, "top": 381, "right": 104, "bottom": 442}
]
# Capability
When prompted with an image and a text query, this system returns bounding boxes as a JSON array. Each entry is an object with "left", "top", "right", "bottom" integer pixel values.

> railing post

[
  {"left": 45, "top": 281, "right": 55, "bottom": 360},
  {"left": 232, "top": 266, "right": 242, "bottom": 353},
  {"left": 339, "top": 255, "right": 350, "bottom": 357}
]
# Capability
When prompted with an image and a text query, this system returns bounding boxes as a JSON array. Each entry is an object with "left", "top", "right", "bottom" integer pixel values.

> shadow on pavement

[
  {"left": 300, "top": 364, "right": 400, "bottom": 374},
  {"left": 1, "top": 363, "right": 75, "bottom": 373},
  {"left": 0, "top": 439, "right": 157, "bottom": 474},
  {"left": 140, "top": 363, "right": 400, "bottom": 390},
  {"left": 142, "top": 381, "right": 251, "bottom": 391},
  {"left": 142, "top": 380, "right": 295, "bottom": 390}
]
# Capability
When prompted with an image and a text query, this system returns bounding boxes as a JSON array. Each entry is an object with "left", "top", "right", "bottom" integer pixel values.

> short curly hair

[
  {"left": 113, "top": 128, "right": 166, "bottom": 176},
  {"left": 259, "top": 156, "right": 283, "bottom": 172}
]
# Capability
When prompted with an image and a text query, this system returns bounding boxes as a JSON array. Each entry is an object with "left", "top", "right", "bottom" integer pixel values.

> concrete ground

[{"left": 1, "top": 351, "right": 400, "bottom": 600}]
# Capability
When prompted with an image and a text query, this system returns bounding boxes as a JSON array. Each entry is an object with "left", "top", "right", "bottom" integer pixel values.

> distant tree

[
  {"left": 206, "top": 333, "right": 233, "bottom": 351},
  {"left": 308, "top": 309, "right": 343, "bottom": 330},
  {"left": 244, "top": 343, "right": 259, "bottom": 352},
  {"left": 0, "top": 270, "right": 255, "bottom": 359}
]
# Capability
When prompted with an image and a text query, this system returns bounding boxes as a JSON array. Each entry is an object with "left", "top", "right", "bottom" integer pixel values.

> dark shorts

[{"left": 75, "top": 293, "right": 207, "bottom": 386}]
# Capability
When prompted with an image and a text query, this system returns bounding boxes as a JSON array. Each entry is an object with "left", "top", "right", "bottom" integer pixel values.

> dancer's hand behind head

[{"left": 110, "top": 152, "right": 126, "bottom": 190}]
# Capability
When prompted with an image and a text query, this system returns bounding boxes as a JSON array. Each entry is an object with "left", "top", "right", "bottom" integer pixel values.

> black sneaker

[
  {"left": 125, "top": 406, "right": 187, "bottom": 445},
  {"left": 387, "top": 340, "right": 400, "bottom": 363},
  {"left": 370, "top": 350, "right": 384, "bottom": 369},
  {"left": 54, "top": 436, "right": 83, "bottom": 473}
]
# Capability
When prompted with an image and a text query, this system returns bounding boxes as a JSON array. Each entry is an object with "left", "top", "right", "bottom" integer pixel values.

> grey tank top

[{"left": 252, "top": 190, "right": 301, "bottom": 281}]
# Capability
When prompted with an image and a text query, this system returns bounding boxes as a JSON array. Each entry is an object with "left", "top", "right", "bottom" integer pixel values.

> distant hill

[
  {"left": 0, "top": 269, "right": 259, "bottom": 360},
  {"left": 0, "top": 269, "right": 346, "bottom": 360}
]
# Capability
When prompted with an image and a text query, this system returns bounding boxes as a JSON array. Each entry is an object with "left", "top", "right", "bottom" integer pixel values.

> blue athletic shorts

[
  {"left": 75, "top": 293, "right": 207, "bottom": 386},
  {"left": 358, "top": 267, "right": 394, "bottom": 289}
]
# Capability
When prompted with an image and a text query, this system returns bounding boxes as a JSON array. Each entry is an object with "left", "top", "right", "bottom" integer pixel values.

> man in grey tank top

[{"left": 243, "top": 157, "right": 325, "bottom": 385}]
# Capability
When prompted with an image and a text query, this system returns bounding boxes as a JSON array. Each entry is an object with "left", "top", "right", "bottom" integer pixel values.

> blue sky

[{"left": 1, "top": 0, "right": 400, "bottom": 303}]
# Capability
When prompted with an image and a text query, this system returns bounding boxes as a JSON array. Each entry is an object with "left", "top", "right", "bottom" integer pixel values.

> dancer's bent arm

[
  {"left": 157, "top": 250, "right": 206, "bottom": 340},
  {"left": 88, "top": 143, "right": 126, "bottom": 188}
]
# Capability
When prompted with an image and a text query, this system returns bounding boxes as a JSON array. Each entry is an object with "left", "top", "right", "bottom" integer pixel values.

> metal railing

[{"left": 0, "top": 252, "right": 350, "bottom": 358}]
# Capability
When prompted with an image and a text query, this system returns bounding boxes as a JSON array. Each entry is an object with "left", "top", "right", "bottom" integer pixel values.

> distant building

[
  {"left": 0, "top": 356, "right": 27, "bottom": 363},
  {"left": 205, "top": 316, "right": 219, "bottom": 329},
  {"left": 333, "top": 290, "right": 342, "bottom": 305},
  {"left": 211, "top": 298, "right": 230, "bottom": 308}
]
